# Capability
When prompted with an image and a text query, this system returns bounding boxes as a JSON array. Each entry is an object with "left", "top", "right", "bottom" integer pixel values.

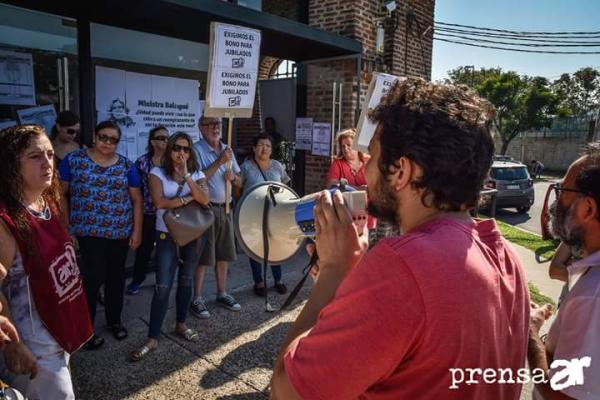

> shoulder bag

[{"left": 163, "top": 178, "right": 214, "bottom": 247}]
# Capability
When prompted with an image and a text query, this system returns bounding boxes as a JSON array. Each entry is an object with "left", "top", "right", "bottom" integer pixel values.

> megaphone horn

[{"left": 234, "top": 182, "right": 368, "bottom": 264}]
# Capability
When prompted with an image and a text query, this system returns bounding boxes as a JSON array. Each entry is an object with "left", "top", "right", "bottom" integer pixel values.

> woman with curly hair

[
  {"left": 59, "top": 120, "right": 142, "bottom": 349},
  {"left": 0, "top": 125, "right": 93, "bottom": 399}
]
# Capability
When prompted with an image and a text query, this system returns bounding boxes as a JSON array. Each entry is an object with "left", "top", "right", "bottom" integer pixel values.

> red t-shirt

[{"left": 284, "top": 217, "right": 529, "bottom": 400}]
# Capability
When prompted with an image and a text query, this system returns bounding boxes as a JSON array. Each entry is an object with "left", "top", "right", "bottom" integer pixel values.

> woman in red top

[
  {"left": 326, "top": 128, "right": 375, "bottom": 229},
  {"left": 326, "top": 128, "right": 369, "bottom": 189}
]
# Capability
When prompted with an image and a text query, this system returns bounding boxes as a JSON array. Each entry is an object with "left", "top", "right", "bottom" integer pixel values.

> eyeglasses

[
  {"left": 172, "top": 144, "right": 191, "bottom": 154},
  {"left": 151, "top": 136, "right": 168, "bottom": 142},
  {"left": 66, "top": 128, "right": 80, "bottom": 135},
  {"left": 550, "top": 183, "right": 588, "bottom": 199},
  {"left": 201, "top": 122, "right": 220, "bottom": 128},
  {"left": 96, "top": 134, "right": 119, "bottom": 145},
  {"left": 540, "top": 183, "right": 589, "bottom": 240}
]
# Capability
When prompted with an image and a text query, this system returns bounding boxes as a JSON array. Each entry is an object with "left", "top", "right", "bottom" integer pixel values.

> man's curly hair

[{"left": 369, "top": 78, "right": 496, "bottom": 211}]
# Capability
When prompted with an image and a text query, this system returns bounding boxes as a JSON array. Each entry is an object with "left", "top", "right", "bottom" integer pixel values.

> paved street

[{"left": 493, "top": 178, "right": 558, "bottom": 235}]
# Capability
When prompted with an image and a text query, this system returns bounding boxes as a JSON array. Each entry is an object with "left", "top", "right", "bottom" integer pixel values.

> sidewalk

[
  {"left": 70, "top": 240, "right": 562, "bottom": 399},
  {"left": 71, "top": 250, "right": 312, "bottom": 399}
]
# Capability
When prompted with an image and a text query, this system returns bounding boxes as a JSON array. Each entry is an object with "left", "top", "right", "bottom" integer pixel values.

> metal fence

[{"left": 523, "top": 116, "right": 596, "bottom": 139}]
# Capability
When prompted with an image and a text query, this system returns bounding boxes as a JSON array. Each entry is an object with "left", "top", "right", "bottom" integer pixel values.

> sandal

[
  {"left": 84, "top": 334, "right": 105, "bottom": 350},
  {"left": 130, "top": 343, "right": 157, "bottom": 362},
  {"left": 176, "top": 328, "right": 200, "bottom": 342},
  {"left": 109, "top": 324, "right": 128, "bottom": 341}
]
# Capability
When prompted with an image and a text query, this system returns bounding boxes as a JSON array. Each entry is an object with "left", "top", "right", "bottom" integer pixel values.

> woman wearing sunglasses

[
  {"left": 51, "top": 111, "right": 83, "bottom": 163},
  {"left": 130, "top": 132, "right": 209, "bottom": 361},
  {"left": 59, "top": 120, "right": 143, "bottom": 349},
  {"left": 127, "top": 126, "right": 169, "bottom": 295}
]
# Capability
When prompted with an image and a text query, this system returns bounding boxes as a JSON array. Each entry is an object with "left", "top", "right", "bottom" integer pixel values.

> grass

[
  {"left": 494, "top": 219, "right": 559, "bottom": 261},
  {"left": 529, "top": 282, "right": 556, "bottom": 307},
  {"left": 493, "top": 219, "right": 559, "bottom": 307}
]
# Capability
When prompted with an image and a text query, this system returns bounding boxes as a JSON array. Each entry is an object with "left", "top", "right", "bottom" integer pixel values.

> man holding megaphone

[{"left": 270, "top": 78, "right": 530, "bottom": 400}]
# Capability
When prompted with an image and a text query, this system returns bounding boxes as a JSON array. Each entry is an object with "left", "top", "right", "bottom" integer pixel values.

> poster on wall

[
  {"left": 295, "top": 117, "right": 313, "bottom": 150},
  {"left": 95, "top": 66, "right": 201, "bottom": 161},
  {"left": 17, "top": 104, "right": 57, "bottom": 135},
  {"left": 354, "top": 72, "right": 404, "bottom": 153},
  {"left": 311, "top": 122, "right": 332, "bottom": 157},
  {"left": 0, "top": 50, "right": 36, "bottom": 106},
  {"left": 204, "top": 22, "right": 261, "bottom": 118}
]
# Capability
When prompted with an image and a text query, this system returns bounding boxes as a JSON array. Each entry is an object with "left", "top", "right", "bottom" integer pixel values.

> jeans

[
  {"left": 249, "top": 258, "right": 282, "bottom": 285},
  {"left": 131, "top": 214, "right": 157, "bottom": 284},
  {"left": 148, "top": 232, "right": 204, "bottom": 338},
  {"left": 8, "top": 352, "right": 73, "bottom": 400},
  {"left": 77, "top": 236, "right": 129, "bottom": 326}
]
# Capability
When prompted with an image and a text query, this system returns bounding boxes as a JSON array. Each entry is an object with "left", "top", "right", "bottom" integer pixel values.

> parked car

[
  {"left": 484, "top": 161, "right": 534, "bottom": 214},
  {"left": 492, "top": 155, "right": 517, "bottom": 162}
]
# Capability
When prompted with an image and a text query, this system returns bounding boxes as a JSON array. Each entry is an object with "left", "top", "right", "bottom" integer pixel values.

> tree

[
  {"left": 476, "top": 72, "right": 557, "bottom": 155},
  {"left": 445, "top": 66, "right": 502, "bottom": 88},
  {"left": 552, "top": 67, "right": 600, "bottom": 116}
]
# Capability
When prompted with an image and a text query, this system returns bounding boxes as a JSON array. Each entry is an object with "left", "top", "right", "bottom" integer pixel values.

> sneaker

[
  {"left": 216, "top": 293, "right": 241, "bottom": 311},
  {"left": 190, "top": 297, "right": 211, "bottom": 319},
  {"left": 126, "top": 281, "right": 142, "bottom": 295}
]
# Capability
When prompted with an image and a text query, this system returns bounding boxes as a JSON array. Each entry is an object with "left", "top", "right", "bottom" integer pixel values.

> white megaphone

[{"left": 234, "top": 181, "right": 368, "bottom": 264}]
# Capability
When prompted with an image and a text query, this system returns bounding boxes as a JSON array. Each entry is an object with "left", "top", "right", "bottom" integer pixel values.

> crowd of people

[{"left": 0, "top": 78, "right": 598, "bottom": 399}]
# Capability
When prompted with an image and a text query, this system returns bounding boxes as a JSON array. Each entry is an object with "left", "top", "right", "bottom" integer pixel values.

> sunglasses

[
  {"left": 96, "top": 134, "right": 120, "bottom": 145},
  {"left": 66, "top": 128, "right": 80, "bottom": 135},
  {"left": 151, "top": 136, "right": 168, "bottom": 142},
  {"left": 172, "top": 144, "right": 191, "bottom": 154}
]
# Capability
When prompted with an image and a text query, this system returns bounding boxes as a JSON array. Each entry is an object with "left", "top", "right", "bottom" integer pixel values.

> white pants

[{"left": 10, "top": 352, "right": 74, "bottom": 400}]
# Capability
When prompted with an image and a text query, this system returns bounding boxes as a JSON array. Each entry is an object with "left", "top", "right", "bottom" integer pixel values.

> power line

[
  {"left": 436, "top": 32, "right": 600, "bottom": 48},
  {"left": 436, "top": 21, "right": 600, "bottom": 36},
  {"left": 434, "top": 26, "right": 600, "bottom": 43},
  {"left": 434, "top": 37, "right": 600, "bottom": 54}
]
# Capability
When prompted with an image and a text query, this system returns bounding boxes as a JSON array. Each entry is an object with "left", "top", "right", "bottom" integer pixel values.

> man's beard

[
  {"left": 549, "top": 199, "right": 585, "bottom": 256},
  {"left": 367, "top": 174, "right": 400, "bottom": 225}
]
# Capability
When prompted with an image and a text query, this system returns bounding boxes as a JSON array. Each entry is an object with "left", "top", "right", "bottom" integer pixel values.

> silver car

[{"left": 484, "top": 161, "right": 534, "bottom": 214}]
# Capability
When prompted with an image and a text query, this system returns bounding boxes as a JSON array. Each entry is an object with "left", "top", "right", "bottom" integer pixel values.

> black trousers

[
  {"left": 131, "top": 214, "right": 156, "bottom": 284},
  {"left": 77, "top": 236, "right": 129, "bottom": 327}
]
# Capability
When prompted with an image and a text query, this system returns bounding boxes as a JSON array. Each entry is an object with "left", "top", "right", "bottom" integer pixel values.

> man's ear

[
  {"left": 390, "top": 157, "right": 412, "bottom": 192},
  {"left": 578, "top": 196, "right": 599, "bottom": 224}
]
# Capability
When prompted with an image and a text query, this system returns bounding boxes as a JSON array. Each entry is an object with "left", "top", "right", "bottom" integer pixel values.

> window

[
  {"left": 491, "top": 167, "right": 529, "bottom": 180},
  {"left": 0, "top": 3, "right": 78, "bottom": 131},
  {"left": 269, "top": 59, "right": 296, "bottom": 79}
]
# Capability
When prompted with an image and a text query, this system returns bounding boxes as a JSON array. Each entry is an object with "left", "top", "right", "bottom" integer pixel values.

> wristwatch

[{"left": 183, "top": 172, "right": 192, "bottom": 179}]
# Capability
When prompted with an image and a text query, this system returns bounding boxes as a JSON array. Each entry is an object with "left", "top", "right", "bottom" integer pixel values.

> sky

[{"left": 432, "top": 0, "right": 600, "bottom": 82}]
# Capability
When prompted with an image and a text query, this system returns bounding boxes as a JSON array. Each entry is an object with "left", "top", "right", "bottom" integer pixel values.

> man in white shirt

[
  {"left": 191, "top": 115, "right": 243, "bottom": 317},
  {"left": 529, "top": 143, "right": 600, "bottom": 399}
]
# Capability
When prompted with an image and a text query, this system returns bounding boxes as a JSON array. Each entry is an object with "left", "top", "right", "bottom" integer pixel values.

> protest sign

[
  {"left": 354, "top": 73, "right": 404, "bottom": 153},
  {"left": 204, "top": 22, "right": 261, "bottom": 118}
]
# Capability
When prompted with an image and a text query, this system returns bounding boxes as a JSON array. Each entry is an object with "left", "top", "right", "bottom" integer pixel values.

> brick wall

[{"left": 247, "top": 0, "right": 435, "bottom": 193}]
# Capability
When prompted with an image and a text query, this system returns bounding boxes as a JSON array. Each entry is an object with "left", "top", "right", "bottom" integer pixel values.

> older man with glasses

[
  {"left": 190, "top": 115, "right": 243, "bottom": 318},
  {"left": 530, "top": 143, "right": 600, "bottom": 399}
]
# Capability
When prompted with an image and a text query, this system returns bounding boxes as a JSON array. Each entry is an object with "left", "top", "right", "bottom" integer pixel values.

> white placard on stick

[
  {"left": 205, "top": 22, "right": 261, "bottom": 118},
  {"left": 311, "top": 122, "right": 331, "bottom": 157},
  {"left": 354, "top": 73, "right": 404, "bottom": 153},
  {"left": 295, "top": 117, "right": 313, "bottom": 150}
]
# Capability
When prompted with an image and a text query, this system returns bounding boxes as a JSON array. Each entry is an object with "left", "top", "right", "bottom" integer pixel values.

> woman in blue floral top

[
  {"left": 127, "top": 126, "right": 169, "bottom": 295},
  {"left": 59, "top": 120, "right": 142, "bottom": 349}
]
